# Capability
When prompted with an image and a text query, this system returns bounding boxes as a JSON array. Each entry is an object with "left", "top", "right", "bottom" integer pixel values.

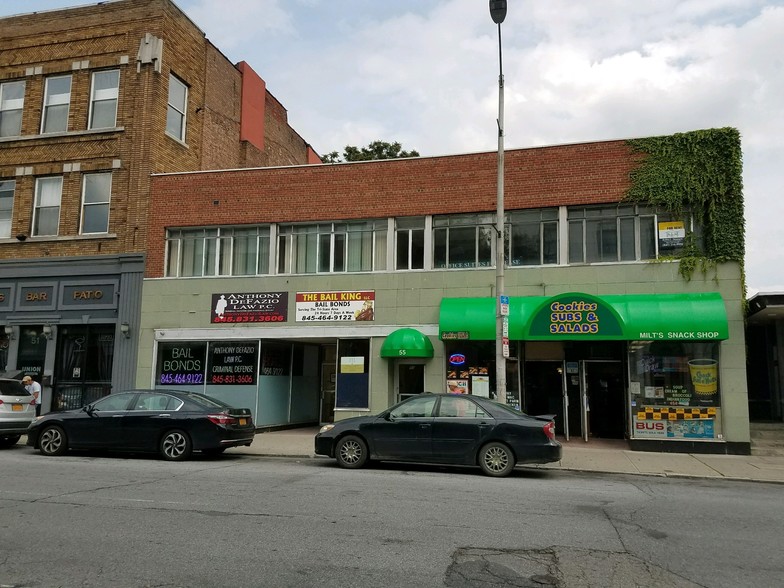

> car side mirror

[{"left": 83, "top": 404, "right": 95, "bottom": 416}]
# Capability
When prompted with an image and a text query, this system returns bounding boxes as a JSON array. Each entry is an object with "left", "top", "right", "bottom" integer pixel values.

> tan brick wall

[
  {"left": 146, "top": 139, "right": 638, "bottom": 277},
  {"left": 0, "top": 0, "right": 313, "bottom": 261}
]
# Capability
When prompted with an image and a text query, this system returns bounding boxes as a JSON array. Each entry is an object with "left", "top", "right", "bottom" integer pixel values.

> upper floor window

[
  {"left": 433, "top": 213, "right": 494, "bottom": 269},
  {"left": 395, "top": 217, "right": 425, "bottom": 270},
  {"left": 0, "top": 180, "right": 15, "bottom": 238},
  {"left": 166, "top": 226, "right": 271, "bottom": 277},
  {"left": 89, "top": 70, "right": 119, "bottom": 129},
  {"left": 507, "top": 208, "right": 558, "bottom": 266},
  {"left": 278, "top": 220, "right": 387, "bottom": 274},
  {"left": 33, "top": 176, "right": 62, "bottom": 236},
  {"left": 41, "top": 75, "right": 71, "bottom": 134},
  {"left": 568, "top": 204, "right": 695, "bottom": 263},
  {"left": 0, "top": 80, "right": 25, "bottom": 137},
  {"left": 166, "top": 74, "right": 187, "bottom": 142},
  {"left": 81, "top": 172, "right": 112, "bottom": 234}
]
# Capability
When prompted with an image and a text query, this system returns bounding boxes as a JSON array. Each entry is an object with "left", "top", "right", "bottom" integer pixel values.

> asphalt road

[{"left": 1, "top": 445, "right": 782, "bottom": 588}]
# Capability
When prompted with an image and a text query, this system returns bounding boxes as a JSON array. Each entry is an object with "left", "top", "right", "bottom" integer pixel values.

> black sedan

[
  {"left": 315, "top": 392, "right": 561, "bottom": 477},
  {"left": 27, "top": 390, "right": 255, "bottom": 461}
]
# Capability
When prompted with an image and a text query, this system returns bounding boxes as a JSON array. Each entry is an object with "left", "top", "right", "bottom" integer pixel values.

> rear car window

[
  {"left": 182, "top": 393, "right": 230, "bottom": 409},
  {"left": 0, "top": 380, "right": 31, "bottom": 396}
]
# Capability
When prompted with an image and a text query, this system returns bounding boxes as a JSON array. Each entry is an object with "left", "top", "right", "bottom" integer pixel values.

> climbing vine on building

[{"left": 625, "top": 128, "right": 744, "bottom": 282}]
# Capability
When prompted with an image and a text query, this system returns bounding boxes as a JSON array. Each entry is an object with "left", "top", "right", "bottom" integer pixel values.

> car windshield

[{"left": 0, "top": 381, "right": 30, "bottom": 396}]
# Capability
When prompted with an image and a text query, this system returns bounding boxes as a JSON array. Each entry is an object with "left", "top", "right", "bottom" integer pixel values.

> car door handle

[
  {"left": 420, "top": 424, "right": 431, "bottom": 429},
  {"left": 157, "top": 414, "right": 171, "bottom": 417},
  {"left": 112, "top": 414, "right": 124, "bottom": 418}
]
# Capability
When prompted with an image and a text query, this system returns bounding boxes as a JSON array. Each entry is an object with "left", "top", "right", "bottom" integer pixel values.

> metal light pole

[{"left": 490, "top": 0, "right": 507, "bottom": 405}]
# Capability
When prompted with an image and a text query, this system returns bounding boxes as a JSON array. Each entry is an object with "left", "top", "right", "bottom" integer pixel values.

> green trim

[
  {"left": 380, "top": 328, "right": 434, "bottom": 358},
  {"left": 439, "top": 293, "right": 728, "bottom": 342}
]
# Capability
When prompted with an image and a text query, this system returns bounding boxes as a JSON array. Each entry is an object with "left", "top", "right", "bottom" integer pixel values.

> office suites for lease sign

[{"left": 296, "top": 291, "right": 375, "bottom": 322}]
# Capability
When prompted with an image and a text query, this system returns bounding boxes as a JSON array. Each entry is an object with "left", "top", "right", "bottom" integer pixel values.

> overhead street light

[{"left": 490, "top": 0, "right": 508, "bottom": 405}]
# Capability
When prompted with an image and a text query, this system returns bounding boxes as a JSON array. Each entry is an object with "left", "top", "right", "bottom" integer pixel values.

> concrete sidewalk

[{"left": 235, "top": 428, "right": 784, "bottom": 484}]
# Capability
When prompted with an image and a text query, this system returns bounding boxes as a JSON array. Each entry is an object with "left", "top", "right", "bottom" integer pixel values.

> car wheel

[
  {"left": 160, "top": 430, "right": 193, "bottom": 461},
  {"left": 335, "top": 435, "right": 368, "bottom": 469},
  {"left": 478, "top": 442, "right": 515, "bottom": 477},
  {"left": 0, "top": 435, "right": 21, "bottom": 448},
  {"left": 39, "top": 426, "right": 68, "bottom": 456}
]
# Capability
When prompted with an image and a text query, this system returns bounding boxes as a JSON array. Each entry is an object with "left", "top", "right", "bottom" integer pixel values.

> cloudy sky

[{"left": 3, "top": 0, "right": 783, "bottom": 295}]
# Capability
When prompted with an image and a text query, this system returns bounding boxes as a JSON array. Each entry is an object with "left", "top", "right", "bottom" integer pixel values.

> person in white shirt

[{"left": 22, "top": 376, "right": 42, "bottom": 416}]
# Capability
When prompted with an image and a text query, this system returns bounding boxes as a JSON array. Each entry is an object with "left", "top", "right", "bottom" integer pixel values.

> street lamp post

[{"left": 490, "top": 0, "right": 507, "bottom": 405}]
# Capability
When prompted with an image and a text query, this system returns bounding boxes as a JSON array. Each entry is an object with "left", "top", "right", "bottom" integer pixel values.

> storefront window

[{"left": 628, "top": 341, "right": 721, "bottom": 440}]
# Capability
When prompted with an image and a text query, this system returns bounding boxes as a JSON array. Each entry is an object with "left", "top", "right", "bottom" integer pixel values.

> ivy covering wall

[{"left": 625, "top": 127, "right": 744, "bottom": 281}]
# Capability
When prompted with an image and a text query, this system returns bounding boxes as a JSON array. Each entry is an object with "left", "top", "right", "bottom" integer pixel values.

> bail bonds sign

[{"left": 296, "top": 291, "right": 375, "bottom": 322}]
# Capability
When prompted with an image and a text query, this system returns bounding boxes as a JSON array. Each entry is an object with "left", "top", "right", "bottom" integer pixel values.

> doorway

[
  {"left": 396, "top": 361, "right": 425, "bottom": 403},
  {"left": 583, "top": 360, "right": 626, "bottom": 440},
  {"left": 523, "top": 361, "right": 567, "bottom": 435}
]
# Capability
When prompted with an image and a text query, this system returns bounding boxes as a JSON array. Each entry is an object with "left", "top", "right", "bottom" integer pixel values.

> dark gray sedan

[
  {"left": 315, "top": 392, "right": 561, "bottom": 477},
  {"left": 27, "top": 390, "right": 255, "bottom": 461}
]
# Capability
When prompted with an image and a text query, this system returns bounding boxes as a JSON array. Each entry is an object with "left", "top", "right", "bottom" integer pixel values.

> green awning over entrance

[
  {"left": 439, "top": 292, "right": 729, "bottom": 342},
  {"left": 380, "top": 328, "right": 434, "bottom": 358}
]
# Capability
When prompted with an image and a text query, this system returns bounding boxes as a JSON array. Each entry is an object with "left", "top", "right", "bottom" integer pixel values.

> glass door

[{"left": 396, "top": 362, "right": 425, "bottom": 403}]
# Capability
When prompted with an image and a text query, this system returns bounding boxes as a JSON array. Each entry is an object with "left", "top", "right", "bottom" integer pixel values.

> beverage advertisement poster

[{"left": 296, "top": 291, "right": 375, "bottom": 322}]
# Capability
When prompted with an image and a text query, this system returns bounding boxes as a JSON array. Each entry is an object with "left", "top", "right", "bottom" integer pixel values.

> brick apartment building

[
  {"left": 140, "top": 129, "right": 750, "bottom": 454},
  {"left": 0, "top": 0, "right": 318, "bottom": 412}
]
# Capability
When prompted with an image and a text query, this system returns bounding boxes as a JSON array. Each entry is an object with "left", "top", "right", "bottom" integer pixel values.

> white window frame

[
  {"left": 80, "top": 172, "right": 112, "bottom": 234},
  {"left": 0, "top": 179, "right": 15, "bottom": 239},
  {"left": 277, "top": 221, "right": 387, "bottom": 275},
  {"left": 0, "top": 80, "right": 25, "bottom": 138},
  {"left": 166, "top": 74, "right": 188, "bottom": 142},
  {"left": 432, "top": 213, "right": 495, "bottom": 269},
  {"left": 88, "top": 70, "right": 119, "bottom": 130},
  {"left": 41, "top": 75, "right": 72, "bottom": 134},
  {"left": 165, "top": 226, "right": 272, "bottom": 277},
  {"left": 33, "top": 176, "right": 63, "bottom": 237}
]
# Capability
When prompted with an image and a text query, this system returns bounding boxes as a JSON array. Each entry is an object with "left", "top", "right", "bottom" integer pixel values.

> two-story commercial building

[{"left": 138, "top": 128, "right": 749, "bottom": 454}]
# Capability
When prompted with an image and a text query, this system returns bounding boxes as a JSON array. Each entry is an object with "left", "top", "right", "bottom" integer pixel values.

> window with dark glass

[
  {"left": 433, "top": 213, "right": 494, "bottom": 269},
  {"left": 395, "top": 217, "right": 425, "bottom": 270},
  {"left": 507, "top": 208, "right": 558, "bottom": 266},
  {"left": 568, "top": 204, "right": 695, "bottom": 263}
]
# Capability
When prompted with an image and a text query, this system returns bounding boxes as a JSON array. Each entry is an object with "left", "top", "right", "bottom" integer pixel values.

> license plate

[
  {"left": 239, "top": 418, "right": 247, "bottom": 426},
  {"left": 12, "top": 404, "right": 23, "bottom": 411}
]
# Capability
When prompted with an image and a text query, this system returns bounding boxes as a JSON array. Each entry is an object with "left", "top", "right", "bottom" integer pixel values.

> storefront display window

[{"left": 628, "top": 341, "right": 721, "bottom": 440}]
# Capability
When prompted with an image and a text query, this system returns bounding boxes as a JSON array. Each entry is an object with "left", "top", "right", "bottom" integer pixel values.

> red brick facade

[
  {"left": 0, "top": 0, "right": 316, "bottom": 260},
  {"left": 147, "top": 139, "right": 638, "bottom": 277}
]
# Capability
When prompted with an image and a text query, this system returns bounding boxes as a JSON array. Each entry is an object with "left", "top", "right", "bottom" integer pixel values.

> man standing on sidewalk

[{"left": 23, "top": 376, "right": 42, "bottom": 417}]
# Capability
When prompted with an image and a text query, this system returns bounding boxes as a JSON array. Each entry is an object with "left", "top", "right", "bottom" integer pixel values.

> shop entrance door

[
  {"left": 523, "top": 361, "right": 569, "bottom": 438},
  {"left": 582, "top": 360, "right": 626, "bottom": 441},
  {"left": 395, "top": 362, "right": 425, "bottom": 403}
]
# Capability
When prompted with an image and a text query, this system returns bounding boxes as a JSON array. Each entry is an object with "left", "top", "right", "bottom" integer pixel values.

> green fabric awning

[
  {"left": 439, "top": 292, "right": 729, "bottom": 341},
  {"left": 380, "top": 328, "right": 434, "bottom": 358}
]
